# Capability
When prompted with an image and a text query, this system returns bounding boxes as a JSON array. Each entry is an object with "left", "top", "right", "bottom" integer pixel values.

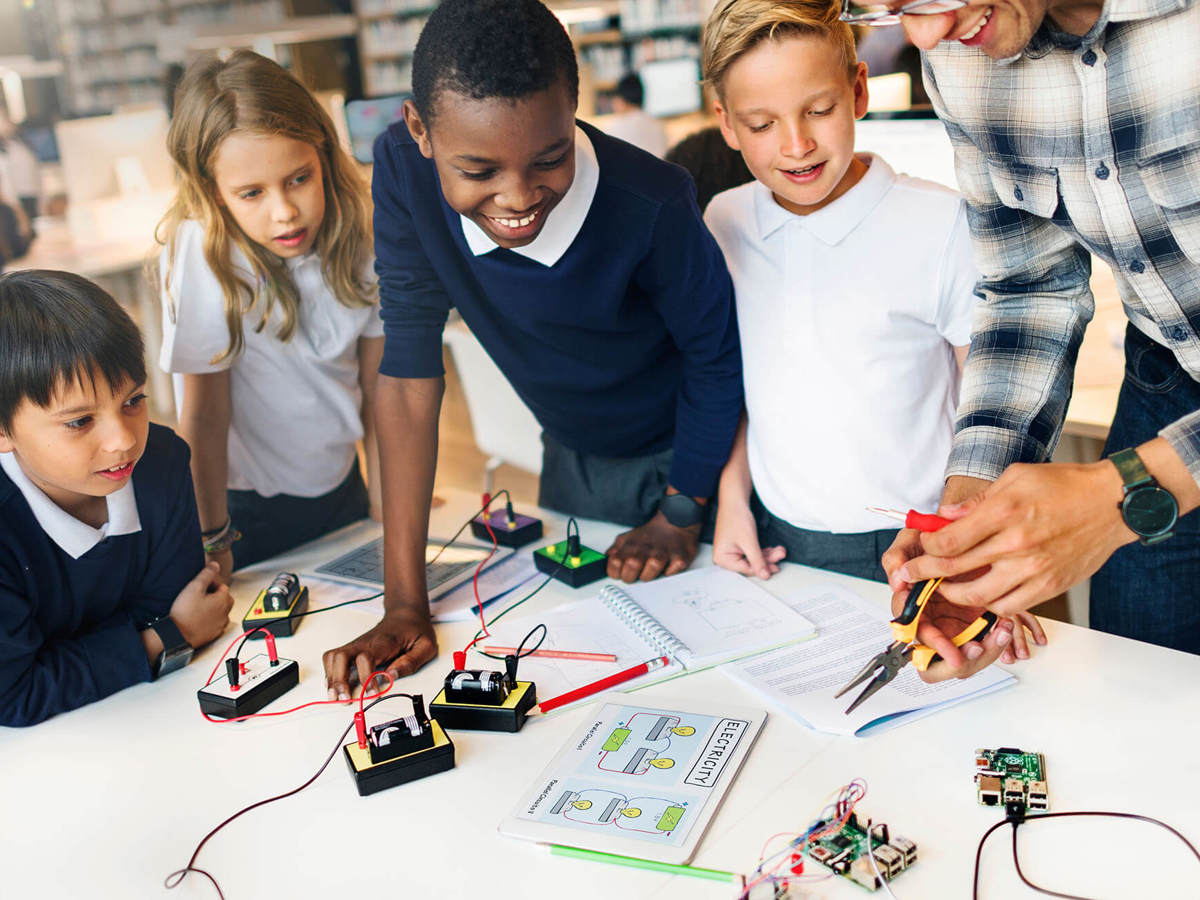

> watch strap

[
  {"left": 149, "top": 616, "right": 191, "bottom": 679},
  {"left": 1109, "top": 447, "right": 1153, "bottom": 492},
  {"left": 658, "top": 493, "right": 705, "bottom": 528}
]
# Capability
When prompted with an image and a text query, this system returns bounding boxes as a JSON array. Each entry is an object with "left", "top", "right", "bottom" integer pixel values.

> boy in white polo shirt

[{"left": 702, "top": 0, "right": 976, "bottom": 584}]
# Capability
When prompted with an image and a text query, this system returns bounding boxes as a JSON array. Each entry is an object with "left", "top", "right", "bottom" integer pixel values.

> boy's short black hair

[
  {"left": 411, "top": 0, "right": 579, "bottom": 124},
  {"left": 616, "top": 73, "right": 644, "bottom": 108},
  {"left": 0, "top": 270, "right": 146, "bottom": 432}
]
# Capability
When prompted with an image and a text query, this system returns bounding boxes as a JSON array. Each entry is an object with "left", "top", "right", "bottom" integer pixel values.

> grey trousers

[
  {"left": 752, "top": 493, "right": 898, "bottom": 583},
  {"left": 538, "top": 432, "right": 673, "bottom": 528}
]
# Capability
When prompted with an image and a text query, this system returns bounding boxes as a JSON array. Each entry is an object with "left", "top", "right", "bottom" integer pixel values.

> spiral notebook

[{"left": 487, "top": 567, "right": 816, "bottom": 705}]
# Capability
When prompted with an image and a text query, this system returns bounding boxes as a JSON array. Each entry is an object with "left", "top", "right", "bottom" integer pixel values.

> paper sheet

[{"left": 720, "top": 583, "right": 1015, "bottom": 737}]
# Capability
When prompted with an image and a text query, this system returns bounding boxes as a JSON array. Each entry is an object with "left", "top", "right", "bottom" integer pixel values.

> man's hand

[
  {"left": 205, "top": 548, "right": 234, "bottom": 585},
  {"left": 170, "top": 561, "right": 234, "bottom": 647},
  {"left": 895, "top": 462, "right": 1131, "bottom": 617},
  {"left": 713, "top": 499, "right": 785, "bottom": 579},
  {"left": 322, "top": 608, "right": 437, "bottom": 700},
  {"left": 606, "top": 511, "right": 700, "bottom": 582},
  {"left": 891, "top": 586, "right": 1047, "bottom": 682}
]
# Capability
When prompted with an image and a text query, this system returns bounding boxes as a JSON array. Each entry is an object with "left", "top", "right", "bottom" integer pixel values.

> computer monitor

[
  {"left": 639, "top": 57, "right": 702, "bottom": 118},
  {"left": 344, "top": 94, "right": 409, "bottom": 164},
  {"left": 54, "top": 107, "right": 174, "bottom": 205}
]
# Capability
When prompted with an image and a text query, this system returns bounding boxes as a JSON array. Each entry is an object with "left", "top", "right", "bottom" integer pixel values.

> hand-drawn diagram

[
  {"left": 597, "top": 712, "right": 696, "bottom": 775},
  {"left": 549, "top": 788, "right": 688, "bottom": 835},
  {"left": 674, "top": 587, "right": 776, "bottom": 632}
]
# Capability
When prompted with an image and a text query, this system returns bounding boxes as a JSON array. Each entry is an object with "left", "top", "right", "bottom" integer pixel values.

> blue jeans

[
  {"left": 1092, "top": 324, "right": 1200, "bottom": 653},
  {"left": 227, "top": 463, "right": 369, "bottom": 570}
]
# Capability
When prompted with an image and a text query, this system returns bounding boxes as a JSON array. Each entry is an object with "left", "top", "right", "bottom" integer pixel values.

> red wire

[{"left": 460, "top": 498, "right": 499, "bottom": 656}]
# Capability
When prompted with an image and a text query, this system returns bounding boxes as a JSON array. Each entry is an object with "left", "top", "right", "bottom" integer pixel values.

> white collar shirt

[
  {"left": 705, "top": 154, "right": 979, "bottom": 532},
  {"left": 0, "top": 451, "right": 142, "bottom": 559},
  {"left": 460, "top": 125, "right": 600, "bottom": 266}
]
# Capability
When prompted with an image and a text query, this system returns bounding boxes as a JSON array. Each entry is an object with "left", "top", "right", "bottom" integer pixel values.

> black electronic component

[
  {"left": 343, "top": 696, "right": 455, "bottom": 796},
  {"left": 197, "top": 653, "right": 300, "bottom": 718},
  {"left": 471, "top": 501, "right": 544, "bottom": 548},
  {"left": 431, "top": 669, "right": 537, "bottom": 732},
  {"left": 242, "top": 572, "right": 310, "bottom": 638},
  {"left": 442, "top": 668, "right": 510, "bottom": 705}
]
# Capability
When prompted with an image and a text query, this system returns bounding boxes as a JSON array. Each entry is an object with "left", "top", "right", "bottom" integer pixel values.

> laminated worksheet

[{"left": 500, "top": 695, "right": 766, "bottom": 864}]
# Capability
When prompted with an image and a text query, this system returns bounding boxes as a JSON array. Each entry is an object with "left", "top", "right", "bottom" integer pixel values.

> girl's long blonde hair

[{"left": 156, "top": 50, "right": 375, "bottom": 361}]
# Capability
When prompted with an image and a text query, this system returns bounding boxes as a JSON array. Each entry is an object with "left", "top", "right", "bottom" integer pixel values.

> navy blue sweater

[
  {"left": 372, "top": 120, "right": 743, "bottom": 497},
  {"left": 0, "top": 424, "right": 203, "bottom": 727}
]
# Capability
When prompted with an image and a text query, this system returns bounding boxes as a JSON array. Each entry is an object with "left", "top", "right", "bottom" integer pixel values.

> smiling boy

[
  {"left": 699, "top": 0, "right": 1043, "bottom": 664},
  {"left": 0, "top": 271, "right": 233, "bottom": 726},
  {"left": 321, "top": 0, "right": 742, "bottom": 694}
]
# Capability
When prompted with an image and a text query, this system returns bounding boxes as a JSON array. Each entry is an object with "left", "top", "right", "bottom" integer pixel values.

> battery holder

[
  {"left": 470, "top": 507, "right": 543, "bottom": 548},
  {"left": 534, "top": 533, "right": 607, "bottom": 588},
  {"left": 430, "top": 660, "right": 536, "bottom": 732},
  {"left": 197, "top": 653, "right": 299, "bottom": 718},
  {"left": 242, "top": 573, "right": 309, "bottom": 638},
  {"left": 343, "top": 695, "right": 455, "bottom": 796}
]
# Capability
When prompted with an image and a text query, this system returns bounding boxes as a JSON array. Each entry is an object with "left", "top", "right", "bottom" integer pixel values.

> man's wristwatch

[
  {"left": 658, "top": 493, "right": 706, "bottom": 529},
  {"left": 147, "top": 617, "right": 193, "bottom": 679},
  {"left": 1108, "top": 448, "right": 1178, "bottom": 545}
]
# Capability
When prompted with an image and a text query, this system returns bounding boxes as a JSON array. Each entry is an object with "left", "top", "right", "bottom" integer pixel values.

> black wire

[
  {"left": 286, "top": 590, "right": 383, "bottom": 621},
  {"left": 974, "top": 811, "right": 1200, "bottom": 900},
  {"left": 426, "top": 489, "right": 510, "bottom": 567},
  {"left": 166, "top": 693, "right": 417, "bottom": 899}
]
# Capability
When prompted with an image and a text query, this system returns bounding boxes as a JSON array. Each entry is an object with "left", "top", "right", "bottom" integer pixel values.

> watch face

[{"left": 1122, "top": 486, "right": 1178, "bottom": 537}]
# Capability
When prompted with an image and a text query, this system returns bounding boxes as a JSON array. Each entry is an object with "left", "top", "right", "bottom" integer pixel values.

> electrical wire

[
  {"left": 866, "top": 819, "right": 900, "bottom": 900},
  {"left": 972, "top": 810, "right": 1200, "bottom": 900},
  {"left": 168, "top": 688, "right": 417, "bottom": 899},
  {"left": 426, "top": 489, "right": 510, "bottom": 568}
]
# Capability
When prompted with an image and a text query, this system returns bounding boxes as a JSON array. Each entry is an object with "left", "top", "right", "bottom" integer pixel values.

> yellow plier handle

[{"left": 890, "top": 578, "right": 999, "bottom": 672}]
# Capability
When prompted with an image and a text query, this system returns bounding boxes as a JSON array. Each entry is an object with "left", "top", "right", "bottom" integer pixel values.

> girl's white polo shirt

[
  {"left": 159, "top": 220, "right": 383, "bottom": 498},
  {"left": 705, "top": 154, "right": 978, "bottom": 533}
]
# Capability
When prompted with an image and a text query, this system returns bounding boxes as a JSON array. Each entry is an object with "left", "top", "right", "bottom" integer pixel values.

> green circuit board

[
  {"left": 975, "top": 747, "right": 1048, "bottom": 811},
  {"left": 806, "top": 815, "right": 918, "bottom": 892}
]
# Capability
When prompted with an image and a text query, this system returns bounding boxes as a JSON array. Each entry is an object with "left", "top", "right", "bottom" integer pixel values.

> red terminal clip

[
  {"left": 239, "top": 662, "right": 248, "bottom": 676},
  {"left": 262, "top": 630, "right": 280, "bottom": 666},
  {"left": 354, "top": 710, "right": 368, "bottom": 749},
  {"left": 789, "top": 853, "right": 804, "bottom": 875},
  {"left": 453, "top": 651, "right": 466, "bottom": 670}
]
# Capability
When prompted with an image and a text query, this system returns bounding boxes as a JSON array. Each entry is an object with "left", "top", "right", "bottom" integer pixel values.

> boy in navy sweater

[
  {"left": 322, "top": 0, "right": 742, "bottom": 696},
  {"left": 0, "top": 271, "right": 233, "bottom": 726}
]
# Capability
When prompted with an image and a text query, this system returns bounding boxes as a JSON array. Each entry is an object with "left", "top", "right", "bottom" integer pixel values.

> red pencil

[
  {"left": 537, "top": 656, "right": 671, "bottom": 713},
  {"left": 482, "top": 646, "right": 618, "bottom": 663}
]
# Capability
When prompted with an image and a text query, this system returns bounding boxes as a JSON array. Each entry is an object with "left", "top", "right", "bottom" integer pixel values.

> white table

[{"left": 3, "top": 491, "right": 1198, "bottom": 899}]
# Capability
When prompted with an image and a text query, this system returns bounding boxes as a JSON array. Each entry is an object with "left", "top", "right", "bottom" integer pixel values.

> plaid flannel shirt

[{"left": 923, "top": 0, "right": 1200, "bottom": 487}]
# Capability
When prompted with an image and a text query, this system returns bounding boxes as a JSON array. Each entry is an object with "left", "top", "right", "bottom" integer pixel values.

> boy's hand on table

[
  {"left": 713, "top": 500, "right": 784, "bottom": 579},
  {"left": 170, "top": 561, "right": 234, "bottom": 647},
  {"left": 322, "top": 608, "right": 437, "bottom": 700},
  {"left": 606, "top": 512, "right": 700, "bottom": 583},
  {"left": 205, "top": 548, "right": 234, "bottom": 585}
]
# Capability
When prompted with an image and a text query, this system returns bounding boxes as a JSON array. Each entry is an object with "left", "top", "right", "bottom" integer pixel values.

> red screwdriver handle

[{"left": 906, "top": 510, "right": 952, "bottom": 532}]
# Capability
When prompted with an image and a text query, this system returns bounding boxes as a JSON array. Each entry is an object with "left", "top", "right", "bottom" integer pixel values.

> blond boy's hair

[{"left": 702, "top": 0, "right": 857, "bottom": 96}]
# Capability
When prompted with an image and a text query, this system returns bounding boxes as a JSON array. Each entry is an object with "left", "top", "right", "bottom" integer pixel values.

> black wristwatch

[
  {"left": 658, "top": 493, "right": 706, "bottom": 529},
  {"left": 1109, "top": 448, "right": 1178, "bottom": 545},
  {"left": 147, "top": 616, "right": 193, "bottom": 680}
]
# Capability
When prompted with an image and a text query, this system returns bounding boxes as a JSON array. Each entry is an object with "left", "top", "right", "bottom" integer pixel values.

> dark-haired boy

[
  {"left": 0, "top": 270, "right": 233, "bottom": 726},
  {"left": 322, "top": 0, "right": 742, "bottom": 695}
]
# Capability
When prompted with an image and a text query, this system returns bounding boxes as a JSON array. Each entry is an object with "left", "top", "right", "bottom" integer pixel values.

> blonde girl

[{"left": 157, "top": 50, "right": 381, "bottom": 576}]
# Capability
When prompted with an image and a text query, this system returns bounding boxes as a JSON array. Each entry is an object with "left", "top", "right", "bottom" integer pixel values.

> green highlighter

[{"left": 548, "top": 844, "right": 740, "bottom": 883}]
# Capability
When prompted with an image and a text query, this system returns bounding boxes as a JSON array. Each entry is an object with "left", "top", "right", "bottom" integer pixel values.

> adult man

[
  {"left": 845, "top": 0, "right": 1200, "bottom": 675},
  {"left": 601, "top": 73, "right": 669, "bottom": 158}
]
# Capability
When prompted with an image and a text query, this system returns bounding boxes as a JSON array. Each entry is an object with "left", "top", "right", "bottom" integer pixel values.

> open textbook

[
  {"left": 720, "top": 581, "right": 1016, "bottom": 737},
  {"left": 486, "top": 567, "right": 816, "bottom": 707}
]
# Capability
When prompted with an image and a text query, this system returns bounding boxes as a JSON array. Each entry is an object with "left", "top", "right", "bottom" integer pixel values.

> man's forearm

[{"left": 375, "top": 374, "right": 444, "bottom": 618}]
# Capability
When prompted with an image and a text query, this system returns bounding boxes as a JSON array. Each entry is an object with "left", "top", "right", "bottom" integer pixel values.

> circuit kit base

[
  {"left": 806, "top": 814, "right": 917, "bottom": 892},
  {"left": 534, "top": 541, "right": 607, "bottom": 587},
  {"left": 197, "top": 654, "right": 299, "bottom": 718},
  {"left": 471, "top": 511, "right": 543, "bottom": 548},
  {"left": 242, "top": 586, "right": 309, "bottom": 638},
  {"left": 343, "top": 720, "right": 455, "bottom": 796},
  {"left": 430, "top": 680, "right": 537, "bottom": 732}
]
